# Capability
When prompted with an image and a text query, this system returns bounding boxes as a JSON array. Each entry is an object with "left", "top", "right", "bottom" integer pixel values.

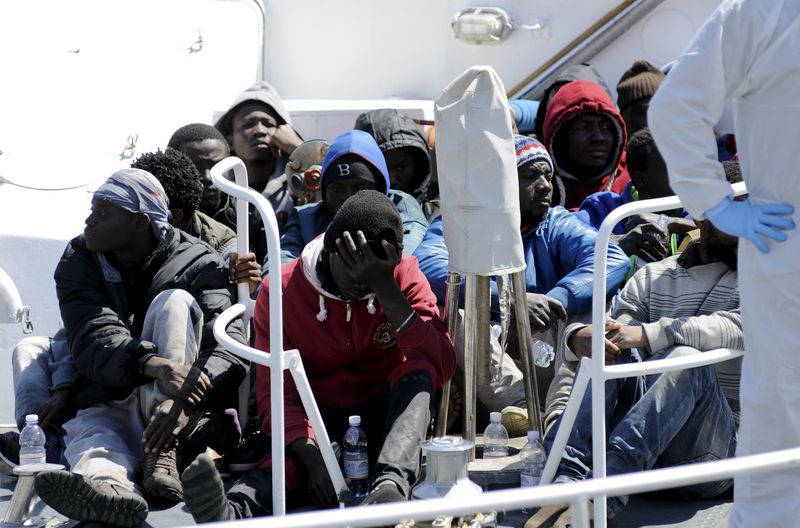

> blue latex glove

[{"left": 704, "top": 197, "right": 795, "bottom": 253}]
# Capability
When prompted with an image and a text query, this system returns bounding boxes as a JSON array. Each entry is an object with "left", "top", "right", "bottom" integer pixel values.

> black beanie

[{"left": 324, "top": 190, "right": 403, "bottom": 257}]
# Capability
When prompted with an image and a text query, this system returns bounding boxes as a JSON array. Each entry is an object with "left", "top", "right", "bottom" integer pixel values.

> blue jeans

[{"left": 546, "top": 346, "right": 737, "bottom": 516}]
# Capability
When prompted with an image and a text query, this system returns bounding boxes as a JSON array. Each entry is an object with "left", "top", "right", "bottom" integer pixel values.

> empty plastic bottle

[
  {"left": 343, "top": 415, "right": 369, "bottom": 501},
  {"left": 483, "top": 411, "right": 509, "bottom": 458},
  {"left": 530, "top": 338, "right": 555, "bottom": 368},
  {"left": 19, "top": 414, "right": 46, "bottom": 466},
  {"left": 519, "top": 430, "right": 546, "bottom": 514}
]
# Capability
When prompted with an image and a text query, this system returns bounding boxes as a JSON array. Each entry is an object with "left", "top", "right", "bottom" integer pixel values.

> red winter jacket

[
  {"left": 543, "top": 80, "right": 630, "bottom": 210},
  {"left": 253, "top": 238, "right": 455, "bottom": 484}
]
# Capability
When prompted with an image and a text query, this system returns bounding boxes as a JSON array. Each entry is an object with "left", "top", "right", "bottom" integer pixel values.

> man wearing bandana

[{"left": 34, "top": 169, "right": 248, "bottom": 528}]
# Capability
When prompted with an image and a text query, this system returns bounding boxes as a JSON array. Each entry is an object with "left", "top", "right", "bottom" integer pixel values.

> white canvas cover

[{"left": 434, "top": 65, "right": 525, "bottom": 275}]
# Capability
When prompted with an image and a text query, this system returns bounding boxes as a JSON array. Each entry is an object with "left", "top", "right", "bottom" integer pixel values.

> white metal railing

[
  {"left": 203, "top": 177, "right": 799, "bottom": 527},
  {"left": 201, "top": 447, "right": 800, "bottom": 528},
  {"left": 209, "top": 157, "right": 347, "bottom": 516}
]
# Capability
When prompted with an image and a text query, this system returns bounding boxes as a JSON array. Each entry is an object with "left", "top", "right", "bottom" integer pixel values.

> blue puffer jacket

[
  {"left": 263, "top": 188, "right": 429, "bottom": 275},
  {"left": 413, "top": 207, "right": 631, "bottom": 316}
]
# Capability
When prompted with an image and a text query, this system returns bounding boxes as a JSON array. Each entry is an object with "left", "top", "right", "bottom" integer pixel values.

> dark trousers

[{"left": 226, "top": 369, "right": 434, "bottom": 518}]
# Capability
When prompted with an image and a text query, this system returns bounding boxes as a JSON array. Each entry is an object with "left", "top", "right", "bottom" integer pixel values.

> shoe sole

[{"left": 35, "top": 471, "right": 148, "bottom": 528}]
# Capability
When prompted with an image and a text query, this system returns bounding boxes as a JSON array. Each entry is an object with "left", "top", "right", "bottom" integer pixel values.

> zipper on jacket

[{"left": 346, "top": 302, "right": 352, "bottom": 322}]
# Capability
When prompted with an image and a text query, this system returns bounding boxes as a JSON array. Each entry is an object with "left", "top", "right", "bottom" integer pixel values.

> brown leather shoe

[{"left": 142, "top": 442, "right": 183, "bottom": 503}]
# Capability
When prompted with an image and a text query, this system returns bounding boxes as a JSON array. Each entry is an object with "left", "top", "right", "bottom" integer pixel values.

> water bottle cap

[
  {"left": 348, "top": 415, "right": 361, "bottom": 426},
  {"left": 527, "top": 430, "right": 540, "bottom": 442},
  {"left": 489, "top": 411, "right": 501, "bottom": 423},
  {"left": 25, "top": 414, "right": 39, "bottom": 424}
]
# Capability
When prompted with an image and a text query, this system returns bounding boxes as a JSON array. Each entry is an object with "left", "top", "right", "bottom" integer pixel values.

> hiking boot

[
  {"left": 501, "top": 405, "right": 531, "bottom": 436},
  {"left": 142, "top": 443, "right": 182, "bottom": 503},
  {"left": 0, "top": 431, "right": 20, "bottom": 476},
  {"left": 35, "top": 470, "right": 148, "bottom": 528}
]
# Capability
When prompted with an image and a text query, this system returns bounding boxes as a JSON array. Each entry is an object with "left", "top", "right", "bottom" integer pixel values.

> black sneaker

[
  {"left": 35, "top": 470, "right": 148, "bottom": 528},
  {"left": 183, "top": 408, "right": 242, "bottom": 462},
  {"left": 224, "top": 428, "right": 269, "bottom": 472}
]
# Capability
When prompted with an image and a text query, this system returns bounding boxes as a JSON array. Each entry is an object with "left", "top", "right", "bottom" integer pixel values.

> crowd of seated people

[{"left": 0, "top": 55, "right": 747, "bottom": 526}]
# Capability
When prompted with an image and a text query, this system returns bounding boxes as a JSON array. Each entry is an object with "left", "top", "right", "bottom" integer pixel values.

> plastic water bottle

[
  {"left": 519, "top": 430, "right": 546, "bottom": 514},
  {"left": 655, "top": 214, "right": 670, "bottom": 245},
  {"left": 343, "top": 415, "right": 368, "bottom": 501},
  {"left": 531, "top": 338, "right": 555, "bottom": 368},
  {"left": 19, "top": 414, "right": 46, "bottom": 466},
  {"left": 482, "top": 412, "right": 509, "bottom": 458}
]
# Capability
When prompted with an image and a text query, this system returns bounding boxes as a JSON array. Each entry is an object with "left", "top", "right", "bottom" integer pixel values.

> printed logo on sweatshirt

[{"left": 373, "top": 322, "right": 397, "bottom": 349}]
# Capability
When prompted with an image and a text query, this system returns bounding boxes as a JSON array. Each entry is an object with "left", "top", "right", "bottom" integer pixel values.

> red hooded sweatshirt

[
  {"left": 543, "top": 80, "right": 630, "bottom": 210},
  {"left": 253, "top": 237, "right": 455, "bottom": 488}
]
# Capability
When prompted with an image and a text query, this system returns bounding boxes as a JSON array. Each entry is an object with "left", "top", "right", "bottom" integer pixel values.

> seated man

[
  {"left": 3, "top": 151, "right": 261, "bottom": 475},
  {"left": 33, "top": 169, "right": 248, "bottom": 527},
  {"left": 180, "top": 190, "right": 456, "bottom": 522},
  {"left": 542, "top": 79, "right": 631, "bottom": 210},
  {"left": 167, "top": 123, "right": 231, "bottom": 221},
  {"left": 574, "top": 128, "right": 698, "bottom": 265},
  {"left": 354, "top": 108, "right": 439, "bottom": 220},
  {"left": 215, "top": 81, "right": 304, "bottom": 262},
  {"left": 267, "top": 129, "right": 429, "bottom": 273},
  {"left": 528, "top": 168, "right": 743, "bottom": 525},
  {"left": 414, "top": 135, "right": 630, "bottom": 431}
]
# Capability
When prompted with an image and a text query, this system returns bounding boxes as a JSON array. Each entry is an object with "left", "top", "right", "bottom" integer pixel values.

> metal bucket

[{"left": 411, "top": 436, "right": 483, "bottom": 500}]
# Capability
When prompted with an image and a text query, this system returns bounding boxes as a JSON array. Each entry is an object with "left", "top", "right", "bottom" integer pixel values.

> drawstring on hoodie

[
  {"left": 317, "top": 293, "right": 376, "bottom": 323},
  {"left": 316, "top": 295, "right": 328, "bottom": 322},
  {"left": 315, "top": 293, "right": 377, "bottom": 322}
]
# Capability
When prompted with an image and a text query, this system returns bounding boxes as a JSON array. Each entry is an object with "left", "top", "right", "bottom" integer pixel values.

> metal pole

[
  {"left": 475, "top": 275, "right": 492, "bottom": 388},
  {"left": 511, "top": 270, "right": 543, "bottom": 436},
  {"left": 436, "top": 272, "right": 462, "bottom": 437},
  {"left": 463, "top": 275, "right": 478, "bottom": 457}
]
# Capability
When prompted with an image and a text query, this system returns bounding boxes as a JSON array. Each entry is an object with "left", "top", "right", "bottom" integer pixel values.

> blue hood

[{"left": 321, "top": 130, "right": 390, "bottom": 195}]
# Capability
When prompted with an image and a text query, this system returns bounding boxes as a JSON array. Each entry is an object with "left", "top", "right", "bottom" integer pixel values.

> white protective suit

[{"left": 649, "top": 1, "right": 800, "bottom": 525}]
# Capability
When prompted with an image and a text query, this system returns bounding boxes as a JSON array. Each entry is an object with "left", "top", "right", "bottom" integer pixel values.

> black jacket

[{"left": 55, "top": 228, "right": 248, "bottom": 409}]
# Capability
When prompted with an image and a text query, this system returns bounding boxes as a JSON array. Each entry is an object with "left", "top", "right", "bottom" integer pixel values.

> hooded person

[
  {"left": 214, "top": 81, "right": 304, "bottom": 263},
  {"left": 264, "top": 130, "right": 429, "bottom": 275},
  {"left": 353, "top": 108, "right": 439, "bottom": 220},
  {"left": 532, "top": 63, "right": 614, "bottom": 142},
  {"left": 34, "top": 169, "right": 248, "bottom": 527},
  {"left": 179, "top": 190, "right": 456, "bottom": 522},
  {"left": 543, "top": 79, "right": 630, "bottom": 210}
]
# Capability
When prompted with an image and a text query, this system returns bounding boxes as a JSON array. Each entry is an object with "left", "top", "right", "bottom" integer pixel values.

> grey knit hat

[{"left": 616, "top": 60, "right": 665, "bottom": 112}]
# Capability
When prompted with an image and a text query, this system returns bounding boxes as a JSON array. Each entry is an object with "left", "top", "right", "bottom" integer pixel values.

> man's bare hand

[
  {"left": 605, "top": 324, "right": 648, "bottom": 350},
  {"left": 568, "top": 322, "right": 623, "bottom": 363},
  {"left": 143, "top": 398, "right": 190, "bottom": 453},
  {"left": 229, "top": 251, "right": 262, "bottom": 295},
  {"left": 269, "top": 124, "right": 303, "bottom": 159},
  {"left": 143, "top": 357, "right": 211, "bottom": 407},
  {"left": 525, "top": 293, "right": 567, "bottom": 332}
]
